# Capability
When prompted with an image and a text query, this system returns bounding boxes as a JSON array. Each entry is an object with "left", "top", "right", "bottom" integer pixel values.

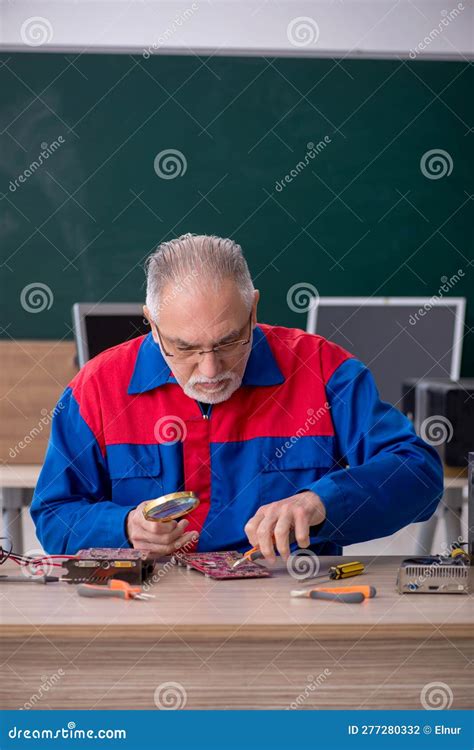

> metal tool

[
  {"left": 143, "top": 491, "right": 199, "bottom": 522},
  {"left": 291, "top": 585, "right": 377, "bottom": 604},
  {"left": 77, "top": 579, "right": 155, "bottom": 601},
  {"left": 303, "top": 560, "right": 365, "bottom": 585},
  {"left": 0, "top": 574, "right": 60, "bottom": 584},
  {"left": 231, "top": 526, "right": 323, "bottom": 569}
]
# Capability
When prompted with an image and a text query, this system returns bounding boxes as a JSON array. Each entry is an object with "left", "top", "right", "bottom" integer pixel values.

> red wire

[
  {"left": 2, "top": 551, "right": 78, "bottom": 569},
  {"left": 32, "top": 555, "right": 78, "bottom": 563}
]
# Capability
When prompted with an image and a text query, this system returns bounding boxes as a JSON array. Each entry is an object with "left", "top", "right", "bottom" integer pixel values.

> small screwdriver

[
  {"left": 291, "top": 585, "right": 377, "bottom": 604},
  {"left": 0, "top": 574, "right": 60, "bottom": 584},
  {"left": 303, "top": 560, "right": 365, "bottom": 585}
]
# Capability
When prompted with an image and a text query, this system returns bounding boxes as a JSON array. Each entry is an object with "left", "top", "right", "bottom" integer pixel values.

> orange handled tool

[
  {"left": 77, "top": 579, "right": 155, "bottom": 601},
  {"left": 232, "top": 527, "right": 323, "bottom": 569},
  {"left": 291, "top": 585, "right": 377, "bottom": 604}
]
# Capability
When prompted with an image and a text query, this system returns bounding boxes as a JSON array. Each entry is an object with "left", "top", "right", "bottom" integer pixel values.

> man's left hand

[{"left": 244, "top": 491, "right": 326, "bottom": 563}]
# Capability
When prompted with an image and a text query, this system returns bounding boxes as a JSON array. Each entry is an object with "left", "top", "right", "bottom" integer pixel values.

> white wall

[{"left": 1, "top": 0, "right": 472, "bottom": 59}]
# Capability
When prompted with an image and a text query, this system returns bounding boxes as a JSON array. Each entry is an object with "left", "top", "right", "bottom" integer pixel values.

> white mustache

[
  {"left": 188, "top": 373, "right": 232, "bottom": 386},
  {"left": 184, "top": 371, "right": 241, "bottom": 404}
]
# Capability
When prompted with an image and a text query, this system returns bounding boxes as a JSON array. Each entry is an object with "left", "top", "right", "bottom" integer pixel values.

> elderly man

[{"left": 31, "top": 234, "right": 443, "bottom": 559}]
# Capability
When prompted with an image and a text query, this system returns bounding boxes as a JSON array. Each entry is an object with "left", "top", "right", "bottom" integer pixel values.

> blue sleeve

[
  {"left": 30, "top": 387, "right": 134, "bottom": 554},
  {"left": 305, "top": 358, "right": 444, "bottom": 546}
]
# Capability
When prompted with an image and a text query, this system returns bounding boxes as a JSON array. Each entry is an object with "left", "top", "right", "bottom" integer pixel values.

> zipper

[{"left": 197, "top": 401, "right": 213, "bottom": 420}]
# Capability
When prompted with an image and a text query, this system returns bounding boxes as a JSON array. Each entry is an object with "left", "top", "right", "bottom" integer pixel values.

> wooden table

[{"left": 0, "top": 556, "right": 472, "bottom": 710}]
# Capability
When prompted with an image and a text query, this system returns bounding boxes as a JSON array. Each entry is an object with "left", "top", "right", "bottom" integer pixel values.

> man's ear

[
  {"left": 252, "top": 289, "right": 260, "bottom": 325},
  {"left": 143, "top": 305, "right": 160, "bottom": 345}
]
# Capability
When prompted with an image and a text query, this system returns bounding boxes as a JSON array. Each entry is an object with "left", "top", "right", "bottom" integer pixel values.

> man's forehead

[
  {"left": 158, "top": 279, "right": 248, "bottom": 344},
  {"left": 162, "top": 317, "right": 245, "bottom": 346}
]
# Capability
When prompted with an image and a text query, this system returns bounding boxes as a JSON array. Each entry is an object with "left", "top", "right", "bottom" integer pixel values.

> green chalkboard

[{"left": 1, "top": 53, "right": 472, "bottom": 373}]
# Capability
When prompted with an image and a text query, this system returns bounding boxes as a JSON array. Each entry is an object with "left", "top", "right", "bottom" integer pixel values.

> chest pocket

[
  {"left": 258, "top": 438, "right": 336, "bottom": 504},
  {"left": 107, "top": 444, "right": 164, "bottom": 505}
]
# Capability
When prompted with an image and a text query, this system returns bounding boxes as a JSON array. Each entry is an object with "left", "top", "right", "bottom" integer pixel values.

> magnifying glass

[{"left": 143, "top": 491, "right": 200, "bottom": 522}]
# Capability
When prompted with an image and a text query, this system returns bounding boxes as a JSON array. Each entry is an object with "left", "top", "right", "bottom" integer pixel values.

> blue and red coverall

[{"left": 31, "top": 324, "right": 444, "bottom": 554}]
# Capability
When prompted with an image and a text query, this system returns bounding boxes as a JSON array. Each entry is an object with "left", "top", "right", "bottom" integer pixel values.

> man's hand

[
  {"left": 244, "top": 491, "right": 326, "bottom": 562},
  {"left": 126, "top": 501, "right": 199, "bottom": 557}
]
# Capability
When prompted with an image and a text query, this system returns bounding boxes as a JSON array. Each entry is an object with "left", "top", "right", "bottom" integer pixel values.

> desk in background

[
  {"left": 0, "top": 339, "right": 76, "bottom": 551},
  {"left": 0, "top": 556, "right": 471, "bottom": 710},
  {"left": 0, "top": 464, "right": 40, "bottom": 552}
]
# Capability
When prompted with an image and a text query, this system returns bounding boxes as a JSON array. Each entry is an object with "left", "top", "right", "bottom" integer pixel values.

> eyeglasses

[{"left": 154, "top": 314, "right": 253, "bottom": 363}]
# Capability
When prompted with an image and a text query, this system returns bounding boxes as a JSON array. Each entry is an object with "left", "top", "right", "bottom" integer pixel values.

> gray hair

[{"left": 145, "top": 233, "right": 255, "bottom": 321}]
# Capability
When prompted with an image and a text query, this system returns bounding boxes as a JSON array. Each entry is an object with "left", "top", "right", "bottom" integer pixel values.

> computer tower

[{"left": 414, "top": 379, "right": 474, "bottom": 467}]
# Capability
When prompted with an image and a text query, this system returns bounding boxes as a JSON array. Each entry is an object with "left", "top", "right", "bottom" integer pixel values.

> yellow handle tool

[{"left": 305, "top": 561, "right": 365, "bottom": 585}]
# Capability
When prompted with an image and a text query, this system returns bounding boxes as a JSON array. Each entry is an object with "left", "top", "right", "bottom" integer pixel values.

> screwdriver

[
  {"left": 291, "top": 585, "right": 377, "bottom": 604},
  {"left": 303, "top": 560, "right": 365, "bottom": 585},
  {"left": 77, "top": 579, "right": 155, "bottom": 601},
  {"left": 0, "top": 574, "right": 60, "bottom": 584},
  {"left": 231, "top": 525, "right": 323, "bottom": 569}
]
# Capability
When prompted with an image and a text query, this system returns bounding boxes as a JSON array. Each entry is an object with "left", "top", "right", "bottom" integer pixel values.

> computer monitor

[
  {"left": 306, "top": 297, "right": 465, "bottom": 407},
  {"left": 72, "top": 303, "right": 149, "bottom": 368}
]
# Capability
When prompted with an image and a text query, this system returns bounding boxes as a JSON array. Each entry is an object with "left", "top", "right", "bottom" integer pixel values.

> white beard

[{"left": 183, "top": 370, "right": 242, "bottom": 404}]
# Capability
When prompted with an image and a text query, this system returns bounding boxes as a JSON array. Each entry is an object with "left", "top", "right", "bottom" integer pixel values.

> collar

[{"left": 127, "top": 325, "right": 285, "bottom": 395}]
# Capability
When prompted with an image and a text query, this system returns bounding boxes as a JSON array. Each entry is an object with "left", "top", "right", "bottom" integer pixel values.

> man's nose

[{"left": 197, "top": 351, "right": 220, "bottom": 379}]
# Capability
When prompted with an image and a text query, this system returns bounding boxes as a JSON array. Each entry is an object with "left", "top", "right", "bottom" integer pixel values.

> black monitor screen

[{"left": 85, "top": 315, "right": 149, "bottom": 361}]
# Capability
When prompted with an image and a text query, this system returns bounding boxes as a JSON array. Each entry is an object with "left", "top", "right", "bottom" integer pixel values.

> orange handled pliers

[{"left": 77, "top": 579, "right": 155, "bottom": 601}]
